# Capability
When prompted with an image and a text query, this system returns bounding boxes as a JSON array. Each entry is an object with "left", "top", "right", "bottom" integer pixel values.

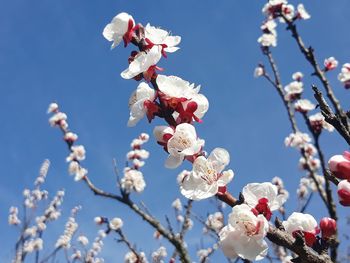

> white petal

[
  {"left": 217, "top": 169, "right": 234, "bottom": 186},
  {"left": 153, "top": 126, "right": 173, "bottom": 142},
  {"left": 208, "top": 148, "right": 230, "bottom": 173},
  {"left": 165, "top": 153, "right": 184, "bottom": 169}
]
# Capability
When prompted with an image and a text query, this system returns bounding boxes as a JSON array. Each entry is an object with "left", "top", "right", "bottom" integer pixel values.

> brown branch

[
  {"left": 283, "top": 16, "right": 349, "bottom": 131},
  {"left": 312, "top": 85, "right": 350, "bottom": 145}
]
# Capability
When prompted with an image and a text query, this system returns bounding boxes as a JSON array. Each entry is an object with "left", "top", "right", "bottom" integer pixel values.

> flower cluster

[
  {"left": 121, "top": 133, "right": 149, "bottom": 193},
  {"left": 48, "top": 103, "right": 88, "bottom": 182},
  {"left": 151, "top": 246, "right": 167, "bottom": 263},
  {"left": 308, "top": 112, "right": 334, "bottom": 133},
  {"left": 55, "top": 206, "right": 81, "bottom": 248},
  {"left": 284, "top": 72, "right": 304, "bottom": 102},
  {"left": 103, "top": 12, "right": 233, "bottom": 202},
  {"left": 204, "top": 212, "right": 224, "bottom": 233},
  {"left": 258, "top": 1, "right": 310, "bottom": 49}
]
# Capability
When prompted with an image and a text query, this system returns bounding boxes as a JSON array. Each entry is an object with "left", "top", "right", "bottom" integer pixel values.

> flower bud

[
  {"left": 319, "top": 217, "right": 337, "bottom": 239},
  {"left": 337, "top": 180, "right": 350, "bottom": 206},
  {"left": 328, "top": 151, "right": 350, "bottom": 180}
]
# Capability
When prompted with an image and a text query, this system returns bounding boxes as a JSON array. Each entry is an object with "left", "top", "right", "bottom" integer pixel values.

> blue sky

[{"left": 1, "top": 0, "right": 350, "bottom": 262}]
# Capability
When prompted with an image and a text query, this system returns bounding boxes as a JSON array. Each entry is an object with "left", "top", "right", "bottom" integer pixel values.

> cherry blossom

[
  {"left": 258, "top": 33, "right": 277, "bottom": 47},
  {"left": 284, "top": 80, "right": 303, "bottom": 101},
  {"left": 319, "top": 217, "right": 337, "bottom": 239},
  {"left": 294, "top": 99, "right": 315, "bottom": 113},
  {"left": 338, "top": 63, "right": 350, "bottom": 89},
  {"left": 109, "top": 217, "right": 123, "bottom": 230},
  {"left": 281, "top": 4, "right": 295, "bottom": 21},
  {"left": 242, "top": 182, "right": 287, "bottom": 220},
  {"left": 254, "top": 65, "right": 265, "bottom": 78},
  {"left": 144, "top": 23, "right": 181, "bottom": 56},
  {"left": 156, "top": 74, "right": 209, "bottom": 123},
  {"left": 292, "top": 72, "right": 303, "bottom": 81},
  {"left": 180, "top": 148, "right": 234, "bottom": 200},
  {"left": 103, "top": 12, "right": 135, "bottom": 49},
  {"left": 219, "top": 204, "right": 269, "bottom": 261},
  {"left": 262, "top": 0, "right": 287, "bottom": 17},
  {"left": 127, "top": 82, "right": 156, "bottom": 126},
  {"left": 121, "top": 45, "right": 162, "bottom": 81},
  {"left": 121, "top": 168, "right": 146, "bottom": 193},
  {"left": 153, "top": 123, "right": 204, "bottom": 168},
  {"left": 282, "top": 212, "right": 320, "bottom": 247},
  {"left": 296, "top": 4, "right": 311, "bottom": 20},
  {"left": 308, "top": 112, "right": 334, "bottom": 133},
  {"left": 284, "top": 132, "right": 311, "bottom": 148},
  {"left": 324, "top": 57, "right": 338, "bottom": 71},
  {"left": 337, "top": 180, "right": 350, "bottom": 206},
  {"left": 328, "top": 151, "right": 350, "bottom": 180}
]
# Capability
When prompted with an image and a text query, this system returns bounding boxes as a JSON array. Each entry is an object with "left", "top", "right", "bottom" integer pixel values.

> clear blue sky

[{"left": 1, "top": 0, "right": 350, "bottom": 262}]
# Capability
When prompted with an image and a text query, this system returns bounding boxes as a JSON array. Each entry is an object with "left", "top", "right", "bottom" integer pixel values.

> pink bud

[
  {"left": 338, "top": 180, "right": 350, "bottom": 206},
  {"left": 319, "top": 217, "right": 337, "bottom": 239},
  {"left": 328, "top": 151, "right": 350, "bottom": 180}
]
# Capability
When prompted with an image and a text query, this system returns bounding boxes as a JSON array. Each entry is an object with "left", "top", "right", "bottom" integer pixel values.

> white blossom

[
  {"left": 171, "top": 198, "right": 182, "bottom": 211},
  {"left": 284, "top": 81, "right": 303, "bottom": 101},
  {"left": 66, "top": 145, "right": 86, "bottom": 162},
  {"left": 145, "top": 23, "right": 181, "bottom": 53},
  {"left": 180, "top": 148, "right": 234, "bottom": 200},
  {"left": 151, "top": 246, "right": 167, "bottom": 263},
  {"left": 121, "top": 46, "right": 162, "bottom": 80},
  {"left": 109, "top": 217, "right": 123, "bottom": 230},
  {"left": 296, "top": 4, "right": 311, "bottom": 20},
  {"left": 219, "top": 204, "right": 269, "bottom": 261},
  {"left": 338, "top": 63, "right": 350, "bottom": 88},
  {"left": 294, "top": 99, "right": 315, "bottom": 113},
  {"left": 258, "top": 33, "right": 277, "bottom": 47},
  {"left": 242, "top": 182, "right": 287, "bottom": 218},
  {"left": 284, "top": 132, "right": 311, "bottom": 148},
  {"left": 154, "top": 123, "right": 204, "bottom": 169},
  {"left": 47, "top": 102, "right": 59, "bottom": 113},
  {"left": 128, "top": 82, "right": 156, "bottom": 127},
  {"left": 121, "top": 168, "right": 146, "bottom": 193},
  {"left": 103, "top": 12, "right": 135, "bottom": 49},
  {"left": 324, "top": 57, "right": 338, "bottom": 71},
  {"left": 254, "top": 66, "right": 264, "bottom": 78},
  {"left": 77, "top": 235, "right": 89, "bottom": 246}
]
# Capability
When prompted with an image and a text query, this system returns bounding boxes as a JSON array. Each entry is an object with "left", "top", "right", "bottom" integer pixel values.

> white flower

[
  {"left": 180, "top": 148, "right": 234, "bottom": 200},
  {"left": 49, "top": 112, "right": 67, "bottom": 127},
  {"left": 151, "top": 246, "right": 167, "bottom": 263},
  {"left": 338, "top": 63, "right": 350, "bottom": 89},
  {"left": 242, "top": 182, "right": 287, "bottom": 220},
  {"left": 261, "top": 19, "right": 277, "bottom": 34},
  {"left": 283, "top": 212, "right": 319, "bottom": 246},
  {"left": 121, "top": 46, "right": 162, "bottom": 80},
  {"left": 281, "top": 4, "right": 295, "bottom": 21},
  {"left": 258, "top": 33, "right": 277, "bottom": 47},
  {"left": 121, "top": 168, "right": 146, "bottom": 193},
  {"left": 157, "top": 75, "right": 209, "bottom": 121},
  {"left": 171, "top": 198, "right": 182, "bottom": 211},
  {"left": 309, "top": 112, "right": 334, "bottom": 132},
  {"left": 109, "top": 217, "right": 123, "bottom": 230},
  {"left": 124, "top": 251, "right": 148, "bottom": 263},
  {"left": 296, "top": 4, "right": 311, "bottom": 20},
  {"left": 292, "top": 72, "right": 303, "bottom": 81},
  {"left": 262, "top": 0, "right": 287, "bottom": 16},
  {"left": 103, "top": 12, "right": 134, "bottom": 49},
  {"left": 284, "top": 81, "right": 303, "bottom": 101},
  {"left": 324, "top": 57, "right": 338, "bottom": 71},
  {"left": 47, "top": 103, "right": 59, "bottom": 113},
  {"left": 154, "top": 123, "right": 204, "bottom": 168},
  {"left": 128, "top": 82, "right": 156, "bottom": 127},
  {"left": 77, "top": 235, "right": 89, "bottom": 246},
  {"left": 64, "top": 132, "right": 78, "bottom": 142},
  {"left": 145, "top": 23, "right": 181, "bottom": 54},
  {"left": 254, "top": 66, "right": 264, "bottom": 78},
  {"left": 284, "top": 132, "right": 311, "bottom": 148},
  {"left": 219, "top": 204, "right": 269, "bottom": 261},
  {"left": 294, "top": 99, "right": 315, "bottom": 113},
  {"left": 66, "top": 145, "right": 86, "bottom": 162},
  {"left": 68, "top": 161, "right": 88, "bottom": 181},
  {"left": 205, "top": 212, "right": 224, "bottom": 232}
]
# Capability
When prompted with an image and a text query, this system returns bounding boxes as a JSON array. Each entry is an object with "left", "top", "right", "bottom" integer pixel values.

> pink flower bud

[
  {"left": 319, "top": 217, "right": 337, "bottom": 239},
  {"left": 338, "top": 180, "right": 350, "bottom": 206},
  {"left": 328, "top": 151, "right": 350, "bottom": 180}
]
